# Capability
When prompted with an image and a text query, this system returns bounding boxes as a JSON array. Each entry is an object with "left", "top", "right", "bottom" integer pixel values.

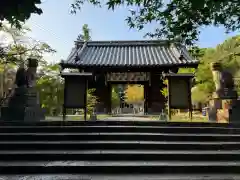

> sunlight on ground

[
  {"left": 45, "top": 112, "right": 216, "bottom": 123},
  {"left": 170, "top": 113, "right": 208, "bottom": 122},
  {"left": 46, "top": 114, "right": 111, "bottom": 121}
]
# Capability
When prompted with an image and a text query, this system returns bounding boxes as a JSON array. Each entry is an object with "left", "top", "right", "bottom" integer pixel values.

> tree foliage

[
  {"left": 0, "top": 0, "right": 42, "bottom": 28},
  {"left": 0, "top": 23, "right": 60, "bottom": 115},
  {"left": 192, "top": 35, "right": 240, "bottom": 103},
  {"left": 0, "top": 23, "right": 55, "bottom": 65},
  {"left": 125, "top": 85, "right": 144, "bottom": 103},
  {"left": 111, "top": 85, "right": 120, "bottom": 108},
  {"left": 37, "top": 64, "right": 64, "bottom": 116},
  {"left": 76, "top": 24, "right": 91, "bottom": 41},
  {"left": 0, "top": 23, "right": 55, "bottom": 99},
  {"left": 2, "top": 1, "right": 240, "bottom": 45},
  {"left": 0, "top": 23, "right": 98, "bottom": 117},
  {"left": 87, "top": 88, "right": 98, "bottom": 114},
  {"left": 37, "top": 63, "right": 99, "bottom": 116}
]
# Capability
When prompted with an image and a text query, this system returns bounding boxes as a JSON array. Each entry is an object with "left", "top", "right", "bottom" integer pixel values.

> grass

[{"left": 149, "top": 112, "right": 212, "bottom": 123}]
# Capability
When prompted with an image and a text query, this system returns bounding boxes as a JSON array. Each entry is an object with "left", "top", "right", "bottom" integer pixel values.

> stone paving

[
  {"left": 0, "top": 175, "right": 238, "bottom": 180},
  {"left": 103, "top": 116, "right": 155, "bottom": 121}
]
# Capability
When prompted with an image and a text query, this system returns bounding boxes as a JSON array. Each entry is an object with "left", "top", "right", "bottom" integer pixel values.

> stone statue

[
  {"left": 1, "top": 58, "right": 45, "bottom": 121},
  {"left": 14, "top": 59, "right": 38, "bottom": 88},
  {"left": 15, "top": 62, "right": 27, "bottom": 87},
  {"left": 211, "top": 62, "right": 237, "bottom": 99},
  {"left": 26, "top": 58, "right": 38, "bottom": 88}
]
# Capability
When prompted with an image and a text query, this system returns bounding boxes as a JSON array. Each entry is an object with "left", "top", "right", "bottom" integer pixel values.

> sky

[{"left": 25, "top": 0, "right": 239, "bottom": 63}]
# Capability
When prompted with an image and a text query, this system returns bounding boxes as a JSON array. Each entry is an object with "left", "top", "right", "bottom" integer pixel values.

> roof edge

[
  {"left": 74, "top": 39, "right": 184, "bottom": 46},
  {"left": 60, "top": 61, "right": 199, "bottom": 69}
]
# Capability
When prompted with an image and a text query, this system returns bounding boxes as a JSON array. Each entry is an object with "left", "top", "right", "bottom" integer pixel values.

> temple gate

[{"left": 60, "top": 40, "right": 198, "bottom": 114}]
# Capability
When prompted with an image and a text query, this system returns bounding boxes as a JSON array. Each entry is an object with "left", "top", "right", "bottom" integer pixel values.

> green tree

[
  {"left": 192, "top": 35, "right": 240, "bottom": 103},
  {"left": 125, "top": 85, "right": 144, "bottom": 103},
  {"left": 0, "top": 23, "right": 55, "bottom": 99},
  {"left": 37, "top": 64, "right": 64, "bottom": 116},
  {"left": 2, "top": 1, "right": 240, "bottom": 45},
  {"left": 86, "top": 88, "right": 98, "bottom": 115},
  {"left": 189, "top": 47, "right": 207, "bottom": 60},
  {"left": 0, "top": 23, "right": 55, "bottom": 65},
  {"left": 111, "top": 85, "right": 120, "bottom": 108},
  {"left": 37, "top": 63, "right": 99, "bottom": 116},
  {"left": 77, "top": 24, "right": 91, "bottom": 41},
  {"left": 0, "top": 0, "right": 42, "bottom": 28}
]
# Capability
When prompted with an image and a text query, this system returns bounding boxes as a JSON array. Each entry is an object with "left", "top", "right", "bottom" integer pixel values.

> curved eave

[{"left": 60, "top": 61, "right": 199, "bottom": 69}]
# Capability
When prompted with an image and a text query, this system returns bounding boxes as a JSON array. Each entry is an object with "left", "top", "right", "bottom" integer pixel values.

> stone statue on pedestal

[
  {"left": 1, "top": 58, "right": 45, "bottom": 121},
  {"left": 211, "top": 62, "right": 237, "bottom": 99},
  {"left": 208, "top": 62, "right": 239, "bottom": 123}
]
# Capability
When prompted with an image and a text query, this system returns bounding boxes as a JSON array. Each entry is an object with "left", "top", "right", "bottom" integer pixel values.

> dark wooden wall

[{"left": 148, "top": 72, "right": 166, "bottom": 114}]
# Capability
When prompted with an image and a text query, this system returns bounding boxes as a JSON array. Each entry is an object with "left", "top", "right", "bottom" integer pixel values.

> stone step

[
  {"left": 0, "top": 132, "right": 239, "bottom": 141},
  {"left": 0, "top": 122, "right": 239, "bottom": 176},
  {"left": 0, "top": 120, "right": 236, "bottom": 127},
  {"left": 1, "top": 125, "right": 240, "bottom": 134},
  {"left": 1, "top": 161, "right": 240, "bottom": 174},
  {"left": 0, "top": 141, "right": 239, "bottom": 150},
  {"left": 1, "top": 150, "right": 240, "bottom": 161},
  {"left": 0, "top": 174, "right": 239, "bottom": 180}
]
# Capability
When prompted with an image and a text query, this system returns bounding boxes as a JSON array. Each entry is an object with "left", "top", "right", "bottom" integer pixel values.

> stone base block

[
  {"left": 210, "top": 99, "right": 236, "bottom": 109},
  {"left": 229, "top": 100, "right": 240, "bottom": 122},
  {"left": 8, "top": 87, "right": 39, "bottom": 107},
  {"left": 207, "top": 108, "right": 217, "bottom": 122},
  {"left": 213, "top": 89, "right": 238, "bottom": 99},
  {"left": 216, "top": 109, "right": 229, "bottom": 123},
  {"left": 1, "top": 107, "right": 25, "bottom": 121},
  {"left": 209, "top": 98, "right": 240, "bottom": 123},
  {"left": 1, "top": 106, "right": 45, "bottom": 121}
]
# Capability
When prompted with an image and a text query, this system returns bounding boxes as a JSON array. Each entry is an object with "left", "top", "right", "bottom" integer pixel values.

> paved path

[
  {"left": 45, "top": 114, "right": 160, "bottom": 121},
  {"left": 103, "top": 116, "right": 155, "bottom": 121}
]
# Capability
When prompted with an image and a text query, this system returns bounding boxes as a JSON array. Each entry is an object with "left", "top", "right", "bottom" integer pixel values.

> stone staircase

[{"left": 0, "top": 120, "right": 240, "bottom": 179}]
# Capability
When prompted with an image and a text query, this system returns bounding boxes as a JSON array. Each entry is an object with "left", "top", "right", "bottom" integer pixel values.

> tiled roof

[{"left": 63, "top": 40, "right": 199, "bottom": 67}]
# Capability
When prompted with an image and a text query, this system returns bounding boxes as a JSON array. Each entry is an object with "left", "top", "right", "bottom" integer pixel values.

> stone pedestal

[
  {"left": 229, "top": 100, "right": 240, "bottom": 123},
  {"left": 207, "top": 107, "right": 217, "bottom": 122},
  {"left": 213, "top": 88, "right": 238, "bottom": 99},
  {"left": 1, "top": 87, "right": 45, "bottom": 121},
  {"left": 208, "top": 98, "right": 240, "bottom": 123}
]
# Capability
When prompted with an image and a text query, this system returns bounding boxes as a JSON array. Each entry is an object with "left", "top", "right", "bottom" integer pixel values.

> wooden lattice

[
  {"left": 106, "top": 72, "right": 150, "bottom": 82},
  {"left": 234, "top": 77, "right": 240, "bottom": 90}
]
